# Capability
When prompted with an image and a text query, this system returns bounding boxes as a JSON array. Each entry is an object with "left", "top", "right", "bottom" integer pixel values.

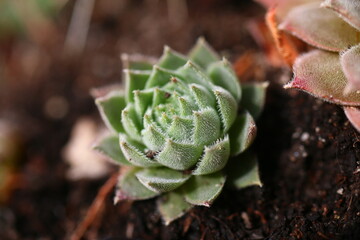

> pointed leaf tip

[
  {"left": 115, "top": 167, "right": 159, "bottom": 202},
  {"left": 182, "top": 172, "right": 226, "bottom": 207},
  {"left": 121, "top": 53, "right": 155, "bottom": 70},
  {"left": 213, "top": 86, "right": 238, "bottom": 133},
  {"left": 188, "top": 38, "right": 221, "bottom": 69},
  {"left": 192, "top": 136, "right": 230, "bottom": 175},
  {"left": 95, "top": 91, "right": 126, "bottom": 133},
  {"left": 207, "top": 59, "right": 242, "bottom": 102},
  {"left": 227, "top": 151, "right": 262, "bottom": 189},
  {"left": 158, "top": 191, "right": 192, "bottom": 225},
  {"left": 158, "top": 46, "right": 187, "bottom": 70},
  {"left": 229, "top": 111, "right": 257, "bottom": 156},
  {"left": 93, "top": 135, "right": 131, "bottom": 166},
  {"left": 155, "top": 139, "right": 203, "bottom": 170},
  {"left": 290, "top": 50, "right": 360, "bottom": 106},
  {"left": 119, "top": 135, "right": 161, "bottom": 167}
]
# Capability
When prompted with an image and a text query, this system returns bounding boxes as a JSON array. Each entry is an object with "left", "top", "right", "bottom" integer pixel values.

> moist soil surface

[{"left": 0, "top": 1, "right": 359, "bottom": 239}]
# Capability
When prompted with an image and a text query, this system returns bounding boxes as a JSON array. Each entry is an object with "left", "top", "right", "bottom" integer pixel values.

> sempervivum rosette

[
  {"left": 256, "top": 0, "right": 360, "bottom": 131},
  {"left": 93, "top": 38, "right": 267, "bottom": 224}
]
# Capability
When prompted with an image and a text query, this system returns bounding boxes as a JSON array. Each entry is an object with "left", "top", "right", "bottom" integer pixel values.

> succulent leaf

[
  {"left": 155, "top": 139, "right": 203, "bottom": 170},
  {"left": 322, "top": 0, "right": 360, "bottom": 31},
  {"left": 93, "top": 135, "right": 131, "bottom": 166},
  {"left": 141, "top": 116, "right": 167, "bottom": 151},
  {"left": 115, "top": 167, "right": 159, "bottom": 202},
  {"left": 207, "top": 58, "right": 242, "bottom": 102},
  {"left": 134, "top": 89, "right": 154, "bottom": 117},
  {"left": 121, "top": 104, "right": 143, "bottom": 141},
  {"left": 280, "top": 2, "right": 360, "bottom": 52},
  {"left": 119, "top": 135, "right": 161, "bottom": 167},
  {"left": 193, "top": 108, "right": 221, "bottom": 146},
  {"left": 177, "top": 61, "right": 213, "bottom": 89},
  {"left": 229, "top": 111, "right": 257, "bottom": 156},
  {"left": 95, "top": 91, "right": 126, "bottom": 133},
  {"left": 167, "top": 116, "right": 193, "bottom": 142},
  {"left": 227, "top": 151, "right": 262, "bottom": 189},
  {"left": 188, "top": 37, "right": 221, "bottom": 69},
  {"left": 158, "top": 46, "right": 188, "bottom": 70},
  {"left": 135, "top": 167, "right": 191, "bottom": 193},
  {"left": 213, "top": 86, "right": 238, "bottom": 133},
  {"left": 121, "top": 53, "right": 155, "bottom": 70},
  {"left": 341, "top": 44, "right": 360, "bottom": 92},
  {"left": 192, "top": 136, "right": 230, "bottom": 175},
  {"left": 286, "top": 50, "right": 360, "bottom": 106},
  {"left": 145, "top": 66, "right": 181, "bottom": 89},
  {"left": 189, "top": 83, "right": 216, "bottom": 109},
  {"left": 344, "top": 106, "right": 360, "bottom": 132},
  {"left": 157, "top": 191, "right": 192, "bottom": 225},
  {"left": 124, "top": 70, "right": 151, "bottom": 103},
  {"left": 182, "top": 172, "right": 226, "bottom": 207},
  {"left": 240, "top": 82, "right": 269, "bottom": 120}
]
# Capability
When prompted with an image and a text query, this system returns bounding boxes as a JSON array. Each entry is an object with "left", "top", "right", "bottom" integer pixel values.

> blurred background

[{"left": 0, "top": 0, "right": 265, "bottom": 239}]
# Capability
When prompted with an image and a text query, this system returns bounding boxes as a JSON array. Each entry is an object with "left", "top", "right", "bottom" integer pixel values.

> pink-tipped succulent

[
  {"left": 257, "top": 0, "right": 360, "bottom": 132},
  {"left": 93, "top": 38, "right": 267, "bottom": 224}
]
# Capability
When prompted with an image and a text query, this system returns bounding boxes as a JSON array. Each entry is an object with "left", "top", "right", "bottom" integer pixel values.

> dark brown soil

[{"left": 0, "top": 1, "right": 359, "bottom": 240}]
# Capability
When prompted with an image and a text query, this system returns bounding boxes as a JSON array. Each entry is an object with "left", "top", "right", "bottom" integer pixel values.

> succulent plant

[
  {"left": 257, "top": 0, "right": 360, "bottom": 131},
  {"left": 93, "top": 38, "right": 267, "bottom": 224}
]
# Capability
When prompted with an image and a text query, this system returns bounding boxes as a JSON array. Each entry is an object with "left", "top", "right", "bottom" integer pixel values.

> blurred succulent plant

[
  {"left": 257, "top": 0, "right": 360, "bottom": 131},
  {"left": 0, "top": 0, "right": 67, "bottom": 38},
  {"left": 93, "top": 38, "right": 267, "bottom": 224}
]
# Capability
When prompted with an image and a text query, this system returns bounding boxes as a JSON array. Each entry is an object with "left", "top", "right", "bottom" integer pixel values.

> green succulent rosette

[{"left": 94, "top": 38, "right": 267, "bottom": 224}]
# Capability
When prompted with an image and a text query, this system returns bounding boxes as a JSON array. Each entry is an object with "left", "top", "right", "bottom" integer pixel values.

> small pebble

[
  {"left": 336, "top": 188, "right": 344, "bottom": 195},
  {"left": 300, "top": 132, "right": 310, "bottom": 142}
]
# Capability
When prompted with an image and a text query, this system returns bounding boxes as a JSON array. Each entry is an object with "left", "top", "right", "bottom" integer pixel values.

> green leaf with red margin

[
  {"left": 279, "top": 2, "right": 360, "bottom": 52},
  {"left": 229, "top": 111, "right": 257, "bottom": 156},
  {"left": 285, "top": 50, "right": 360, "bottom": 106}
]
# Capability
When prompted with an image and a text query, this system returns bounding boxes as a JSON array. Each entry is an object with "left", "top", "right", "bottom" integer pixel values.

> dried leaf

[{"left": 266, "top": 8, "right": 300, "bottom": 66}]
